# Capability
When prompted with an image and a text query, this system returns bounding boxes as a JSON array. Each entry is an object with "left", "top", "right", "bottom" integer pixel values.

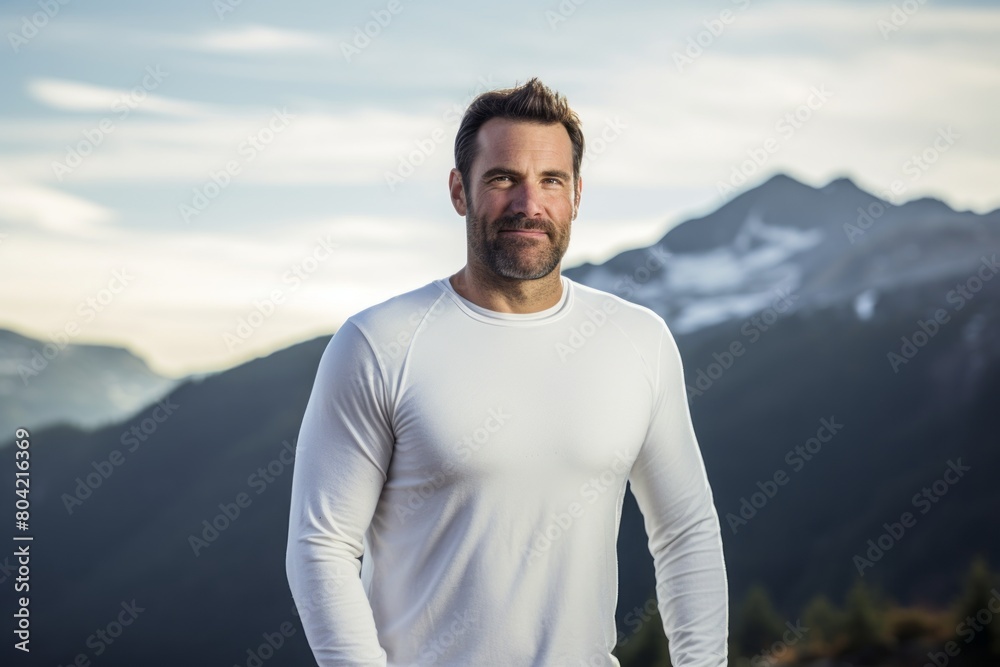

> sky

[{"left": 1, "top": 0, "right": 998, "bottom": 377}]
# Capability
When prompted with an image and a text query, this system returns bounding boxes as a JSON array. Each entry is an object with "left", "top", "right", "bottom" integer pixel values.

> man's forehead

[{"left": 472, "top": 118, "right": 573, "bottom": 169}]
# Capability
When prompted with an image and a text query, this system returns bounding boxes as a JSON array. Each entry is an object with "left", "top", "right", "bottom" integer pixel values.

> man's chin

[
  {"left": 495, "top": 268, "right": 557, "bottom": 281},
  {"left": 491, "top": 256, "right": 562, "bottom": 281}
]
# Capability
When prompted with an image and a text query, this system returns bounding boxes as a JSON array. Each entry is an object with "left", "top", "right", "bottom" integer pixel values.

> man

[{"left": 285, "top": 78, "right": 728, "bottom": 666}]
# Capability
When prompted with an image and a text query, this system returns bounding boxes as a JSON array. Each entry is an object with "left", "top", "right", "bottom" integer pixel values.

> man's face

[{"left": 449, "top": 118, "right": 581, "bottom": 281}]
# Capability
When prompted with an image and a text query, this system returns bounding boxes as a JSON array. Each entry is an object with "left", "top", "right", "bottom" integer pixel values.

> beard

[{"left": 466, "top": 208, "right": 570, "bottom": 281}]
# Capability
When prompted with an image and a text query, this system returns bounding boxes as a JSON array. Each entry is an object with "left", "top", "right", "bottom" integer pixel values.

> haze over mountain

[
  {"left": 0, "top": 328, "right": 179, "bottom": 443},
  {"left": 3, "top": 174, "right": 998, "bottom": 665}
]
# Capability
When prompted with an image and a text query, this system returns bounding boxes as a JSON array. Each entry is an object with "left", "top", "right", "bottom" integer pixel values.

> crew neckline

[{"left": 436, "top": 274, "right": 573, "bottom": 325}]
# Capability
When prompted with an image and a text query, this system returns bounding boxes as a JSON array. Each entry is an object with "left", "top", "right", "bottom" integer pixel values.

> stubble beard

[{"left": 466, "top": 208, "right": 570, "bottom": 282}]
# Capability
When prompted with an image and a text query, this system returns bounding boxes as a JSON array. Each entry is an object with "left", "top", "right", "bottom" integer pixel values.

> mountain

[
  {"left": 567, "top": 174, "right": 1000, "bottom": 627},
  {"left": 565, "top": 174, "right": 1000, "bottom": 335},
  {"left": 0, "top": 337, "right": 327, "bottom": 666},
  {"left": 0, "top": 328, "right": 179, "bottom": 443},
  {"left": 2, "top": 174, "right": 998, "bottom": 665}
]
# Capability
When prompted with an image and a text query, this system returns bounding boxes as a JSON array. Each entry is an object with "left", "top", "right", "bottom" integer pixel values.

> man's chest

[{"left": 386, "top": 326, "right": 654, "bottom": 487}]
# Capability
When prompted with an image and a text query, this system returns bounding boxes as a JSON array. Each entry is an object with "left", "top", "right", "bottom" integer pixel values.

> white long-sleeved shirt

[{"left": 285, "top": 273, "right": 728, "bottom": 666}]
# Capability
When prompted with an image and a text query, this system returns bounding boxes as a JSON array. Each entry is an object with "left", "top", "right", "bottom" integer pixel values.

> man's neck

[{"left": 448, "top": 265, "right": 563, "bottom": 314}]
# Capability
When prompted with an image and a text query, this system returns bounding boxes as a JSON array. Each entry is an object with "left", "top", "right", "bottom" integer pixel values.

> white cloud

[
  {"left": 729, "top": 3, "right": 1000, "bottom": 41},
  {"left": 27, "top": 78, "right": 220, "bottom": 117},
  {"left": 0, "top": 215, "right": 462, "bottom": 376},
  {"left": 0, "top": 178, "right": 115, "bottom": 234},
  {"left": 0, "top": 108, "right": 452, "bottom": 185},
  {"left": 169, "top": 25, "right": 333, "bottom": 53}
]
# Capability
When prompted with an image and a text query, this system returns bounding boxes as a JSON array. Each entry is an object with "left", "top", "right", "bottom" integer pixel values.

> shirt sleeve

[
  {"left": 627, "top": 322, "right": 729, "bottom": 666},
  {"left": 285, "top": 320, "right": 394, "bottom": 666}
]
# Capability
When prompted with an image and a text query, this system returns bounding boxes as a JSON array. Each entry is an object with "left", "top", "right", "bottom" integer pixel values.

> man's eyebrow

[{"left": 480, "top": 167, "right": 572, "bottom": 181}]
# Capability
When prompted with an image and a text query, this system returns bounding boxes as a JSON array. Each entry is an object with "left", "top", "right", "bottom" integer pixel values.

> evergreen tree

[
  {"left": 950, "top": 555, "right": 1000, "bottom": 658},
  {"left": 839, "top": 578, "right": 888, "bottom": 655},
  {"left": 733, "top": 584, "right": 785, "bottom": 658},
  {"left": 802, "top": 594, "right": 844, "bottom": 654}
]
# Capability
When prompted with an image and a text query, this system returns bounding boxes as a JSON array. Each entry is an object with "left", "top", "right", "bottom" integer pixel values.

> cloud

[
  {"left": 728, "top": 2, "right": 1000, "bottom": 43},
  {"left": 0, "top": 215, "right": 460, "bottom": 376},
  {"left": 168, "top": 25, "right": 333, "bottom": 53},
  {"left": 27, "top": 78, "right": 220, "bottom": 117},
  {"left": 0, "top": 178, "right": 115, "bottom": 234},
  {"left": 0, "top": 108, "right": 450, "bottom": 185}
]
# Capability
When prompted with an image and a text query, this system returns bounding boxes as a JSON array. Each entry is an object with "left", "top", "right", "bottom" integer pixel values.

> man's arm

[
  {"left": 285, "top": 320, "right": 394, "bottom": 666},
  {"left": 627, "top": 322, "right": 729, "bottom": 666}
]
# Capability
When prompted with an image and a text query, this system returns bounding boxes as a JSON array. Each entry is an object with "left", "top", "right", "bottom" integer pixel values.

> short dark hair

[{"left": 454, "top": 78, "right": 584, "bottom": 193}]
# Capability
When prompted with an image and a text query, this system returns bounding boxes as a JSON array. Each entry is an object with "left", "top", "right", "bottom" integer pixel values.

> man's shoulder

[
  {"left": 343, "top": 279, "right": 448, "bottom": 348},
  {"left": 565, "top": 275, "right": 669, "bottom": 336}
]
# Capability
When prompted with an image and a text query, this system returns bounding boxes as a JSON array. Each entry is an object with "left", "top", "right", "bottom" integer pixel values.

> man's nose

[{"left": 508, "top": 181, "right": 545, "bottom": 218}]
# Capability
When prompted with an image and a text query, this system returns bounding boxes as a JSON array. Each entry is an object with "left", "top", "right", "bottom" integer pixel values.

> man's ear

[
  {"left": 449, "top": 168, "right": 468, "bottom": 216},
  {"left": 572, "top": 175, "right": 582, "bottom": 220}
]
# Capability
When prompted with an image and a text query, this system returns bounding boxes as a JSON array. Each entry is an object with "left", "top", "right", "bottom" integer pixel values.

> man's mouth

[{"left": 498, "top": 229, "right": 548, "bottom": 238}]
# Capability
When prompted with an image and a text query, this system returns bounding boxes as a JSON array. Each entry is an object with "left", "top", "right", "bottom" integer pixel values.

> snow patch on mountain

[{"left": 598, "top": 212, "right": 824, "bottom": 333}]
